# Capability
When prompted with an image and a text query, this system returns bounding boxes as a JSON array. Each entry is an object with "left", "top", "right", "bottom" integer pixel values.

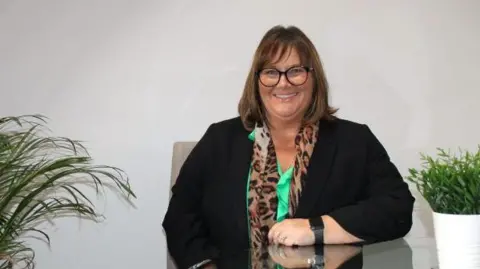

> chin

[
  {"left": 269, "top": 104, "right": 307, "bottom": 119},
  {"left": 270, "top": 109, "right": 305, "bottom": 122}
]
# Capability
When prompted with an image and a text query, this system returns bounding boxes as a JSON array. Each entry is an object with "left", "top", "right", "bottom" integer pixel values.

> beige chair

[
  {"left": 167, "top": 141, "right": 198, "bottom": 269},
  {"left": 170, "top": 141, "right": 198, "bottom": 195}
]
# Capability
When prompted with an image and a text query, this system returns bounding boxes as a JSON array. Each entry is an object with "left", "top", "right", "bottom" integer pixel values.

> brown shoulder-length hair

[{"left": 238, "top": 25, "right": 338, "bottom": 130}]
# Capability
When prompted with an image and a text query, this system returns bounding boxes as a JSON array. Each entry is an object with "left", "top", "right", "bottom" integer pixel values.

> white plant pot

[{"left": 433, "top": 212, "right": 480, "bottom": 269}]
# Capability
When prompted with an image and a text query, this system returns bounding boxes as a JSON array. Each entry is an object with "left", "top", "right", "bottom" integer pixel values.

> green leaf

[
  {"left": 408, "top": 146, "right": 480, "bottom": 215},
  {"left": 0, "top": 115, "right": 137, "bottom": 268}
]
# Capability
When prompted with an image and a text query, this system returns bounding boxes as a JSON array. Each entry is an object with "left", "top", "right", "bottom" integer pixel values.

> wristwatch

[
  {"left": 308, "top": 217, "right": 325, "bottom": 244},
  {"left": 307, "top": 254, "right": 325, "bottom": 268}
]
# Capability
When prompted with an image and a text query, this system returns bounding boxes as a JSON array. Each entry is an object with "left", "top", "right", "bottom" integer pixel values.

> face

[{"left": 258, "top": 48, "right": 313, "bottom": 125}]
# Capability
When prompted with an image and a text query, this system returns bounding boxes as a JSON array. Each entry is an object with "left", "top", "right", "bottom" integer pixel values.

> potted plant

[
  {"left": 407, "top": 147, "right": 480, "bottom": 269},
  {"left": 0, "top": 115, "right": 136, "bottom": 269}
]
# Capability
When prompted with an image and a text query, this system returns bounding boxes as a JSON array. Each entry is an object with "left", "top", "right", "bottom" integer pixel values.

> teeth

[{"left": 275, "top": 93, "right": 297, "bottom": 99}]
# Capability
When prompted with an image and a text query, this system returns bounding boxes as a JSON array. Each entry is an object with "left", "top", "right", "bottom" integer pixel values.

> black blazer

[{"left": 162, "top": 117, "right": 415, "bottom": 269}]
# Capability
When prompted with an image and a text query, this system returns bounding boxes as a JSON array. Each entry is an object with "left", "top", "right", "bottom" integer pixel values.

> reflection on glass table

[
  {"left": 209, "top": 244, "right": 362, "bottom": 269},
  {"left": 198, "top": 239, "right": 419, "bottom": 269},
  {"left": 267, "top": 244, "right": 362, "bottom": 269}
]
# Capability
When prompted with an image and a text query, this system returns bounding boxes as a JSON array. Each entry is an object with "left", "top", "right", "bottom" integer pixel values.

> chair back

[
  {"left": 167, "top": 141, "right": 197, "bottom": 269},
  {"left": 170, "top": 141, "right": 197, "bottom": 194}
]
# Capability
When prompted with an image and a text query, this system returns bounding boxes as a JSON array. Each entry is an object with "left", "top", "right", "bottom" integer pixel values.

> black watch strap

[{"left": 308, "top": 217, "right": 325, "bottom": 244}]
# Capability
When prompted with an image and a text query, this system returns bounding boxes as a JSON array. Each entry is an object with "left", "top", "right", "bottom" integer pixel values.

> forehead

[{"left": 258, "top": 44, "right": 310, "bottom": 69}]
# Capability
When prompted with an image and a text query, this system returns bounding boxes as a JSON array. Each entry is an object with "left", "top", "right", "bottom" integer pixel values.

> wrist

[{"left": 308, "top": 216, "right": 325, "bottom": 245}]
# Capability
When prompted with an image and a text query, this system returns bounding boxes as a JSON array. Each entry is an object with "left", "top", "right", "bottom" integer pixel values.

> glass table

[
  {"left": 167, "top": 200, "right": 442, "bottom": 268},
  {"left": 166, "top": 236, "right": 439, "bottom": 269},
  {"left": 205, "top": 237, "right": 438, "bottom": 269}
]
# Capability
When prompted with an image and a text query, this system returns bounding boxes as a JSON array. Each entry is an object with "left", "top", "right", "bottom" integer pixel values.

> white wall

[{"left": 1, "top": 0, "right": 479, "bottom": 268}]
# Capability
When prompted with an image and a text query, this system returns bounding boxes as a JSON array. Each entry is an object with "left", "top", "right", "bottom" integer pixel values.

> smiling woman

[{"left": 162, "top": 25, "right": 415, "bottom": 269}]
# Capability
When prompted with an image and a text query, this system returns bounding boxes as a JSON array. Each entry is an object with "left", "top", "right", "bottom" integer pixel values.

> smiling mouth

[{"left": 273, "top": 93, "right": 298, "bottom": 100}]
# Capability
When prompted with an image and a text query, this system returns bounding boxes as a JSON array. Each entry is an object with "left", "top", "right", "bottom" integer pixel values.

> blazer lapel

[
  {"left": 294, "top": 119, "right": 338, "bottom": 218},
  {"left": 227, "top": 130, "right": 253, "bottom": 247}
]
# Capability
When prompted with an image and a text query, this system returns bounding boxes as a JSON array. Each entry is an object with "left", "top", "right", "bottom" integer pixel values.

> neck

[{"left": 267, "top": 116, "right": 302, "bottom": 140}]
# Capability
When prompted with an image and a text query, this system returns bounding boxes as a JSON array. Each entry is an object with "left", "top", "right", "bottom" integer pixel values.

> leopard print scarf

[{"left": 247, "top": 121, "right": 319, "bottom": 266}]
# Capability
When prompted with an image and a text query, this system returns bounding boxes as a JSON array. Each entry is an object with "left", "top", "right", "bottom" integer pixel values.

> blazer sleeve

[
  {"left": 327, "top": 125, "right": 415, "bottom": 243},
  {"left": 162, "top": 124, "right": 220, "bottom": 269}
]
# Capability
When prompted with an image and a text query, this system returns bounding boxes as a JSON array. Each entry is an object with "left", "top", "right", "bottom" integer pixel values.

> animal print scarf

[{"left": 247, "top": 121, "right": 319, "bottom": 265}]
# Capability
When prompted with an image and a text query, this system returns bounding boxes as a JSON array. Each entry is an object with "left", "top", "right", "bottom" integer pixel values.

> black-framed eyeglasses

[{"left": 257, "top": 66, "right": 313, "bottom": 87}]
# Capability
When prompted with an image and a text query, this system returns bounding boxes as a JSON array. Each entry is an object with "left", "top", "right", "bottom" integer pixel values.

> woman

[{"left": 162, "top": 25, "right": 415, "bottom": 269}]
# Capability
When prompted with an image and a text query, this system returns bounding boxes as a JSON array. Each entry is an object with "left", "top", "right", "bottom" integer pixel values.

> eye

[
  {"left": 288, "top": 67, "right": 305, "bottom": 75},
  {"left": 261, "top": 69, "right": 279, "bottom": 76}
]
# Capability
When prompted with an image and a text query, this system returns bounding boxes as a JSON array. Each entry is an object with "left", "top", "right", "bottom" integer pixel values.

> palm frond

[{"left": 0, "top": 115, "right": 136, "bottom": 268}]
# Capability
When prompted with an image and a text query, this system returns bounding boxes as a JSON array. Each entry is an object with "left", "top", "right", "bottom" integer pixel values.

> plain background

[{"left": 1, "top": 0, "right": 479, "bottom": 268}]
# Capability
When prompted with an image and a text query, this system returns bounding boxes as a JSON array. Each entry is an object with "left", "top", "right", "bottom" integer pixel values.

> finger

[
  {"left": 268, "top": 224, "right": 275, "bottom": 242},
  {"left": 272, "top": 229, "right": 282, "bottom": 245},
  {"left": 274, "top": 235, "right": 282, "bottom": 245},
  {"left": 268, "top": 222, "right": 280, "bottom": 243},
  {"left": 272, "top": 231, "right": 280, "bottom": 245},
  {"left": 275, "top": 232, "right": 288, "bottom": 245}
]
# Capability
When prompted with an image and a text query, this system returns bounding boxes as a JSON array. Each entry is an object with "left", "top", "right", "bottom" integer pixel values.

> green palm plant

[{"left": 0, "top": 115, "right": 136, "bottom": 269}]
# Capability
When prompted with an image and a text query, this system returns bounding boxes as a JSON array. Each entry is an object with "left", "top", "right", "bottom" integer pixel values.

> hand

[
  {"left": 268, "top": 245, "right": 315, "bottom": 268},
  {"left": 268, "top": 218, "right": 315, "bottom": 246}
]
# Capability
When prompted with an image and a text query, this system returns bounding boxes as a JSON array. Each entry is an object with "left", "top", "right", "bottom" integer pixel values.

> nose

[{"left": 276, "top": 73, "right": 291, "bottom": 88}]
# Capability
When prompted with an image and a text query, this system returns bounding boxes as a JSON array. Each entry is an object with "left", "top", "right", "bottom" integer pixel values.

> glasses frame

[{"left": 256, "top": 65, "right": 314, "bottom": 87}]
